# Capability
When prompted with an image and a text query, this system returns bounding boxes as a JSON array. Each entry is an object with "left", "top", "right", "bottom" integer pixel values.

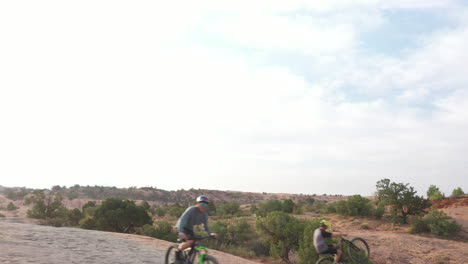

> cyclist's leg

[
  {"left": 177, "top": 230, "right": 195, "bottom": 252},
  {"left": 335, "top": 249, "right": 343, "bottom": 263},
  {"left": 178, "top": 240, "right": 195, "bottom": 252}
]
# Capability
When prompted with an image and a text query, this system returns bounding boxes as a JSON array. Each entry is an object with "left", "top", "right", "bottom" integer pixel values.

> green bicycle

[
  {"left": 165, "top": 235, "right": 219, "bottom": 264},
  {"left": 315, "top": 237, "right": 370, "bottom": 264}
]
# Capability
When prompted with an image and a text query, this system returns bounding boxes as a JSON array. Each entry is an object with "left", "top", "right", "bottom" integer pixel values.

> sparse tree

[
  {"left": 256, "top": 211, "right": 304, "bottom": 263},
  {"left": 376, "top": 179, "right": 430, "bottom": 224}
]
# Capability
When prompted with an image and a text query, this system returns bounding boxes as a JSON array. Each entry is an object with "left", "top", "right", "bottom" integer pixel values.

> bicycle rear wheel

[
  {"left": 315, "top": 257, "right": 334, "bottom": 264},
  {"left": 347, "top": 237, "right": 370, "bottom": 263},
  {"left": 164, "top": 245, "right": 179, "bottom": 264}
]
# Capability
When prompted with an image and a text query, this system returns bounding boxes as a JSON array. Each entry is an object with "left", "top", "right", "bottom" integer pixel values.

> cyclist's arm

[
  {"left": 331, "top": 232, "right": 347, "bottom": 238},
  {"left": 203, "top": 216, "right": 212, "bottom": 234}
]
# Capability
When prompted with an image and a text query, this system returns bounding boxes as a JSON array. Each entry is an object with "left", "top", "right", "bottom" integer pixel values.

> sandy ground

[{"left": 0, "top": 218, "right": 258, "bottom": 264}]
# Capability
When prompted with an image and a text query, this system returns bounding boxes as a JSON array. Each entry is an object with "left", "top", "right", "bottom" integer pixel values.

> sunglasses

[{"left": 199, "top": 202, "right": 209, "bottom": 207}]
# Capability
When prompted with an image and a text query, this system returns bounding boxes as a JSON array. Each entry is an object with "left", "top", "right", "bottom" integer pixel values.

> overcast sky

[{"left": 1, "top": 0, "right": 467, "bottom": 196}]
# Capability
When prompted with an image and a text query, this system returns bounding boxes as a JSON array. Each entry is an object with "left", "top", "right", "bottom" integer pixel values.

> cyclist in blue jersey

[{"left": 175, "top": 195, "right": 217, "bottom": 263}]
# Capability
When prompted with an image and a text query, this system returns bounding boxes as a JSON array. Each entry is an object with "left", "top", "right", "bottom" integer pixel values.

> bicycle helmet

[
  {"left": 196, "top": 195, "right": 210, "bottom": 204},
  {"left": 320, "top": 219, "right": 331, "bottom": 228}
]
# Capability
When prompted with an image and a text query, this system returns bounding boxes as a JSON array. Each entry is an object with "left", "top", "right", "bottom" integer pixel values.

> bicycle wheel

[
  {"left": 315, "top": 257, "right": 334, "bottom": 264},
  {"left": 164, "top": 245, "right": 179, "bottom": 264},
  {"left": 200, "top": 255, "right": 219, "bottom": 264},
  {"left": 347, "top": 237, "right": 370, "bottom": 263}
]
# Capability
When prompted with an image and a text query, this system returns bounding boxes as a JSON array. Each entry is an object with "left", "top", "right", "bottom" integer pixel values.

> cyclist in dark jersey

[
  {"left": 313, "top": 220, "right": 347, "bottom": 264},
  {"left": 175, "top": 195, "right": 217, "bottom": 263}
]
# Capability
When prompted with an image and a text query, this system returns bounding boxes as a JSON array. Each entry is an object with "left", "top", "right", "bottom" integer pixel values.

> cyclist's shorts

[
  {"left": 179, "top": 228, "right": 195, "bottom": 239},
  {"left": 320, "top": 245, "right": 338, "bottom": 255}
]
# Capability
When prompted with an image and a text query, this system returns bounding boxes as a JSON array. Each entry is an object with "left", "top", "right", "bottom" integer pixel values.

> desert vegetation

[{"left": 0, "top": 180, "right": 465, "bottom": 264}]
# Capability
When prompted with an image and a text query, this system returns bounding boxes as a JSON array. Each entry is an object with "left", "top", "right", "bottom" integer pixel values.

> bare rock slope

[{"left": 0, "top": 220, "right": 257, "bottom": 264}]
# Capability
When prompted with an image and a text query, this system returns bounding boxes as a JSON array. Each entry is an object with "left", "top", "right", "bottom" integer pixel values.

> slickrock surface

[{"left": 0, "top": 220, "right": 258, "bottom": 264}]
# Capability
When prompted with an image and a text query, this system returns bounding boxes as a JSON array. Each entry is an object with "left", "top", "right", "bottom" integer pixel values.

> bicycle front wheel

[
  {"left": 315, "top": 257, "right": 334, "bottom": 264},
  {"left": 347, "top": 237, "right": 370, "bottom": 263},
  {"left": 164, "top": 245, "right": 179, "bottom": 264},
  {"left": 200, "top": 255, "right": 219, "bottom": 264}
]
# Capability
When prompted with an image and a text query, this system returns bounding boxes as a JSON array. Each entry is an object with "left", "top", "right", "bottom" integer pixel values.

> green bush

[
  {"left": 216, "top": 202, "right": 242, "bottom": 218},
  {"left": 255, "top": 200, "right": 283, "bottom": 217},
  {"left": 425, "top": 208, "right": 461, "bottom": 236},
  {"left": 451, "top": 187, "right": 464, "bottom": 198},
  {"left": 0, "top": 213, "right": 5, "bottom": 218},
  {"left": 26, "top": 190, "right": 69, "bottom": 220},
  {"left": 326, "top": 195, "right": 373, "bottom": 217},
  {"left": 138, "top": 221, "right": 177, "bottom": 242},
  {"left": 67, "top": 208, "right": 84, "bottom": 226},
  {"left": 409, "top": 216, "right": 430, "bottom": 234},
  {"left": 427, "top": 185, "right": 444, "bottom": 201},
  {"left": 256, "top": 211, "right": 305, "bottom": 263},
  {"left": 409, "top": 208, "right": 461, "bottom": 236},
  {"left": 372, "top": 206, "right": 385, "bottom": 219},
  {"left": 91, "top": 198, "right": 152, "bottom": 233},
  {"left": 247, "top": 239, "right": 270, "bottom": 256},
  {"left": 168, "top": 204, "right": 186, "bottom": 218}
]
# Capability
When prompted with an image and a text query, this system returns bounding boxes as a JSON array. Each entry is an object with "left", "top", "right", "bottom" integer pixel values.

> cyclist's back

[{"left": 176, "top": 205, "right": 210, "bottom": 236}]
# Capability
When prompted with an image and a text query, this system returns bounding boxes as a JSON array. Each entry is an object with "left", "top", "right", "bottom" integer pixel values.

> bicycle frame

[
  {"left": 195, "top": 246, "right": 209, "bottom": 264},
  {"left": 183, "top": 236, "right": 214, "bottom": 263}
]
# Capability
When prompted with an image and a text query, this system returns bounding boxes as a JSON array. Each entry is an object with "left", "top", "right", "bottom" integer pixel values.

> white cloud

[{"left": 0, "top": 1, "right": 467, "bottom": 195}]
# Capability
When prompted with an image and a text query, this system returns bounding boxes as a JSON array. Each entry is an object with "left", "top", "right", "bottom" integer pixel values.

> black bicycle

[
  {"left": 165, "top": 235, "right": 219, "bottom": 264},
  {"left": 315, "top": 237, "right": 370, "bottom": 264}
]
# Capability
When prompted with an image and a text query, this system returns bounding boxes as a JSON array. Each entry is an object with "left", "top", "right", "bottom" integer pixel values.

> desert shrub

[
  {"left": 138, "top": 221, "right": 177, "bottom": 242},
  {"left": 168, "top": 203, "right": 186, "bottom": 218},
  {"left": 409, "top": 208, "right": 461, "bottom": 236},
  {"left": 257, "top": 211, "right": 305, "bottom": 263},
  {"left": 209, "top": 219, "right": 255, "bottom": 248},
  {"left": 67, "top": 208, "right": 84, "bottom": 226},
  {"left": 0, "top": 213, "right": 5, "bottom": 217},
  {"left": 247, "top": 239, "right": 270, "bottom": 256},
  {"left": 451, "top": 187, "right": 464, "bottom": 198},
  {"left": 282, "top": 199, "right": 295, "bottom": 214},
  {"left": 4, "top": 188, "right": 31, "bottom": 200},
  {"left": 427, "top": 185, "right": 444, "bottom": 200},
  {"left": 7, "top": 202, "right": 19, "bottom": 211},
  {"left": 409, "top": 217, "right": 430, "bottom": 234},
  {"left": 372, "top": 206, "right": 385, "bottom": 219},
  {"left": 152, "top": 205, "right": 167, "bottom": 217},
  {"left": 91, "top": 198, "right": 152, "bottom": 233},
  {"left": 82, "top": 201, "right": 98, "bottom": 218},
  {"left": 26, "top": 190, "right": 68, "bottom": 220},
  {"left": 360, "top": 222, "right": 370, "bottom": 229},
  {"left": 216, "top": 202, "right": 242, "bottom": 218},
  {"left": 425, "top": 208, "right": 461, "bottom": 236},
  {"left": 80, "top": 217, "right": 97, "bottom": 229},
  {"left": 326, "top": 195, "right": 373, "bottom": 217},
  {"left": 255, "top": 200, "right": 284, "bottom": 217}
]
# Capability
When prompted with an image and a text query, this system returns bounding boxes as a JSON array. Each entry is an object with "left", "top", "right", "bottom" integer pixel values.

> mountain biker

[
  {"left": 314, "top": 220, "right": 348, "bottom": 264},
  {"left": 175, "top": 195, "right": 217, "bottom": 263}
]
